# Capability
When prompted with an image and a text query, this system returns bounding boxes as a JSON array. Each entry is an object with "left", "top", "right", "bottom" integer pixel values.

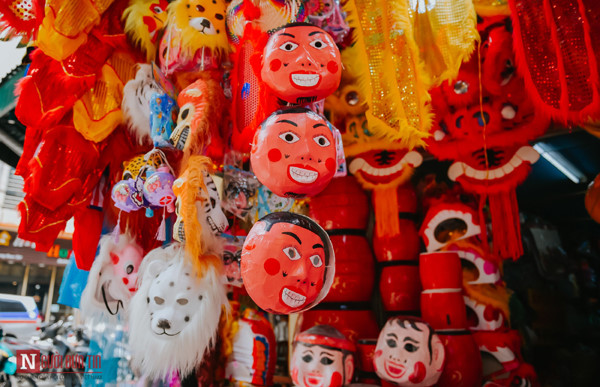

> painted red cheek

[
  {"left": 245, "top": 242, "right": 256, "bottom": 250},
  {"left": 408, "top": 361, "right": 426, "bottom": 384},
  {"left": 270, "top": 59, "right": 282, "bottom": 72},
  {"left": 122, "top": 278, "right": 129, "bottom": 285},
  {"left": 373, "top": 349, "right": 383, "bottom": 359},
  {"left": 264, "top": 258, "right": 281, "bottom": 275},
  {"left": 327, "top": 60, "right": 339, "bottom": 73},
  {"left": 268, "top": 148, "right": 282, "bottom": 162},
  {"left": 330, "top": 372, "right": 343, "bottom": 387},
  {"left": 110, "top": 253, "right": 119, "bottom": 264},
  {"left": 325, "top": 158, "right": 336, "bottom": 172},
  {"left": 292, "top": 368, "right": 299, "bottom": 384}
]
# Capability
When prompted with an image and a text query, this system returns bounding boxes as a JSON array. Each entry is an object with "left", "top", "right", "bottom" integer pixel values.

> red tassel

[{"left": 488, "top": 190, "right": 523, "bottom": 260}]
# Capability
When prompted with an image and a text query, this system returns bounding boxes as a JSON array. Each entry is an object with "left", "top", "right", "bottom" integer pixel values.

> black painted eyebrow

[
  {"left": 282, "top": 231, "right": 301, "bottom": 244},
  {"left": 278, "top": 32, "right": 295, "bottom": 38},
  {"left": 312, "top": 243, "right": 324, "bottom": 250},
  {"left": 309, "top": 31, "right": 324, "bottom": 36},
  {"left": 277, "top": 119, "right": 298, "bottom": 127},
  {"left": 313, "top": 123, "right": 327, "bottom": 128},
  {"left": 387, "top": 333, "right": 398, "bottom": 339},
  {"left": 320, "top": 351, "right": 335, "bottom": 357},
  {"left": 404, "top": 337, "right": 419, "bottom": 343}
]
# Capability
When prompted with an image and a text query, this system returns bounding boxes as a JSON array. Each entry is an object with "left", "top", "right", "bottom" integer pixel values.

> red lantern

[
  {"left": 419, "top": 252, "right": 462, "bottom": 290},
  {"left": 310, "top": 176, "right": 370, "bottom": 230},
  {"left": 379, "top": 263, "right": 421, "bottom": 312},
  {"left": 437, "top": 331, "right": 483, "bottom": 387},
  {"left": 299, "top": 307, "right": 380, "bottom": 343},
  {"left": 421, "top": 291, "right": 468, "bottom": 331}
]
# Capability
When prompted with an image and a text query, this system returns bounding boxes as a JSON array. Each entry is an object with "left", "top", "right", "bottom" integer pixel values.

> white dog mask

[{"left": 129, "top": 244, "right": 228, "bottom": 380}]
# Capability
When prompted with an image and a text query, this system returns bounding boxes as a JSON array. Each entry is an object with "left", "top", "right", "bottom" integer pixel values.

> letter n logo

[{"left": 16, "top": 350, "right": 40, "bottom": 373}]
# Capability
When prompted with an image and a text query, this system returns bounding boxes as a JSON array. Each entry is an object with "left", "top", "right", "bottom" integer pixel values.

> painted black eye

[
  {"left": 154, "top": 297, "right": 165, "bottom": 305},
  {"left": 386, "top": 339, "right": 397, "bottom": 348},
  {"left": 181, "top": 108, "right": 190, "bottom": 120},
  {"left": 153, "top": 6, "right": 163, "bottom": 13},
  {"left": 215, "top": 13, "right": 224, "bottom": 20},
  {"left": 302, "top": 355, "right": 313, "bottom": 363},
  {"left": 320, "top": 357, "right": 334, "bottom": 365},
  {"left": 279, "top": 42, "right": 298, "bottom": 52},
  {"left": 196, "top": 5, "right": 205, "bottom": 12},
  {"left": 126, "top": 265, "right": 134, "bottom": 275},
  {"left": 313, "top": 135, "right": 330, "bottom": 147},
  {"left": 177, "top": 298, "right": 188, "bottom": 305},
  {"left": 310, "top": 39, "right": 327, "bottom": 49},
  {"left": 309, "top": 255, "right": 323, "bottom": 268},
  {"left": 283, "top": 247, "right": 300, "bottom": 261},
  {"left": 210, "top": 197, "right": 216, "bottom": 208},
  {"left": 404, "top": 343, "right": 418, "bottom": 352},
  {"left": 279, "top": 131, "right": 299, "bottom": 143}
]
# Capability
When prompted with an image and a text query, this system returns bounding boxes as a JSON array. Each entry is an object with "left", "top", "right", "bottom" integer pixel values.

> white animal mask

[
  {"left": 122, "top": 64, "right": 164, "bottom": 144},
  {"left": 80, "top": 234, "right": 144, "bottom": 321},
  {"left": 129, "top": 244, "right": 228, "bottom": 380}
]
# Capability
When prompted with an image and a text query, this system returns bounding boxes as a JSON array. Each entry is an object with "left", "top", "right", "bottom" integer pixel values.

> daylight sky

[{"left": 0, "top": 39, "right": 26, "bottom": 80}]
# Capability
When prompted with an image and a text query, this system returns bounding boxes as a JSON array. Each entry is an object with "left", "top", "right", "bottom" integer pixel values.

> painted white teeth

[
  {"left": 448, "top": 162, "right": 465, "bottom": 181},
  {"left": 509, "top": 156, "right": 523, "bottom": 168},
  {"left": 291, "top": 74, "right": 320, "bottom": 87},
  {"left": 465, "top": 166, "right": 477, "bottom": 178},
  {"left": 404, "top": 151, "right": 424, "bottom": 167},
  {"left": 434, "top": 130, "right": 446, "bottom": 141},
  {"left": 516, "top": 145, "right": 540, "bottom": 163},
  {"left": 473, "top": 169, "right": 487, "bottom": 180},
  {"left": 282, "top": 288, "right": 306, "bottom": 308},
  {"left": 502, "top": 163, "right": 515, "bottom": 174},
  {"left": 289, "top": 166, "right": 318, "bottom": 183},
  {"left": 348, "top": 158, "right": 365, "bottom": 174}
]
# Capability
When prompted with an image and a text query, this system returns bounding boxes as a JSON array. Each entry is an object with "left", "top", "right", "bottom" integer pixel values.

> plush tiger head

[{"left": 160, "top": 0, "right": 230, "bottom": 68}]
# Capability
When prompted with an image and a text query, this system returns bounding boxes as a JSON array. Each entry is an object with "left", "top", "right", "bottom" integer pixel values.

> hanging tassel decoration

[{"left": 488, "top": 190, "right": 523, "bottom": 260}]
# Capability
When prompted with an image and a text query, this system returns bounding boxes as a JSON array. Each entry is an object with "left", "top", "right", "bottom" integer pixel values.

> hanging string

[{"left": 476, "top": 37, "right": 491, "bottom": 253}]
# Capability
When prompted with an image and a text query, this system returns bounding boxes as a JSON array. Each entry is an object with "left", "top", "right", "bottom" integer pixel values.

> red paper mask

[
  {"left": 241, "top": 212, "right": 335, "bottom": 314},
  {"left": 373, "top": 317, "right": 445, "bottom": 387},
  {"left": 251, "top": 107, "right": 338, "bottom": 198},
  {"left": 291, "top": 325, "right": 355, "bottom": 387},
  {"left": 261, "top": 23, "right": 341, "bottom": 104}
]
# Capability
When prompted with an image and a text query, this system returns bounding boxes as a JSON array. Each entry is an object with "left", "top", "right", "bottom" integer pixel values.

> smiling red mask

[
  {"left": 240, "top": 212, "right": 335, "bottom": 314},
  {"left": 251, "top": 107, "right": 338, "bottom": 198},
  {"left": 373, "top": 317, "right": 445, "bottom": 387},
  {"left": 261, "top": 23, "right": 342, "bottom": 104}
]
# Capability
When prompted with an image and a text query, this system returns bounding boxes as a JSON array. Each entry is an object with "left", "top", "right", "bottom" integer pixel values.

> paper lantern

[
  {"left": 261, "top": 22, "right": 341, "bottom": 105},
  {"left": 241, "top": 212, "right": 335, "bottom": 314},
  {"left": 436, "top": 331, "right": 482, "bottom": 387},
  {"left": 373, "top": 317, "right": 445, "bottom": 387},
  {"left": 251, "top": 107, "right": 338, "bottom": 198}
]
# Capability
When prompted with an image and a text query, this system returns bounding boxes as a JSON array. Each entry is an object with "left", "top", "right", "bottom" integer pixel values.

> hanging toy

[
  {"left": 261, "top": 22, "right": 342, "bottom": 105},
  {"left": 149, "top": 91, "right": 177, "bottom": 147},
  {"left": 122, "top": 64, "right": 165, "bottom": 145},
  {"left": 222, "top": 166, "right": 261, "bottom": 220},
  {"left": 80, "top": 234, "right": 144, "bottom": 320},
  {"left": 128, "top": 243, "right": 228, "bottom": 380},
  {"left": 0, "top": 0, "right": 43, "bottom": 44},
  {"left": 373, "top": 317, "right": 445, "bottom": 387},
  {"left": 241, "top": 212, "right": 335, "bottom": 314},
  {"left": 169, "top": 76, "right": 227, "bottom": 162},
  {"left": 251, "top": 107, "right": 338, "bottom": 198},
  {"left": 221, "top": 234, "right": 244, "bottom": 287},
  {"left": 158, "top": 0, "right": 230, "bottom": 75},
  {"left": 122, "top": 0, "right": 170, "bottom": 62},
  {"left": 173, "top": 155, "right": 228, "bottom": 263},
  {"left": 111, "top": 152, "right": 164, "bottom": 213},
  {"left": 290, "top": 325, "right": 355, "bottom": 387}
]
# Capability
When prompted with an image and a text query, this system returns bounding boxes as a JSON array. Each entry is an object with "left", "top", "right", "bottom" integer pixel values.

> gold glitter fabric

[
  {"left": 343, "top": 0, "right": 478, "bottom": 149},
  {"left": 412, "top": 0, "right": 479, "bottom": 85},
  {"left": 343, "top": 0, "right": 431, "bottom": 149},
  {"left": 472, "top": 0, "right": 510, "bottom": 16}
]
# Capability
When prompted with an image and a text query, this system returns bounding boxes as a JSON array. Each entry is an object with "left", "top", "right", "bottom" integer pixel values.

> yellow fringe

[
  {"left": 373, "top": 186, "right": 400, "bottom": 237},
  {"left": 464, "top": 283, "right": 512, "bottom": 321}
]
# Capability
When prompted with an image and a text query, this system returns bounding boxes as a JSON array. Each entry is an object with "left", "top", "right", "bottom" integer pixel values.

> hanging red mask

[
  {"left": 261, "top": 23, "right": 342, "bottom": 104},
  {"left": 251, "top": 107, "right": 338, "bottom": 198},
  {"left": 428, "top": 17, "right": 550, "bottom": 260},
  {"left": 241, "top": 212, "right": 335, "bottom": 314}
]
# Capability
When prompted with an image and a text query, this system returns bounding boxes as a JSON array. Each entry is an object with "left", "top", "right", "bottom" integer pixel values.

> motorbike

[{"left": 0, "top": 328, "right": 37, "bottom": 387}]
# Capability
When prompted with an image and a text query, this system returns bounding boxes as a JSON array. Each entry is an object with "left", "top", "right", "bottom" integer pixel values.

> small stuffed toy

[
  {"left": 128, "top": 243, "right": 228, "bottom": 380},
  {"left": 80, "top": 234, "right": 144, "bottom": 320}
]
